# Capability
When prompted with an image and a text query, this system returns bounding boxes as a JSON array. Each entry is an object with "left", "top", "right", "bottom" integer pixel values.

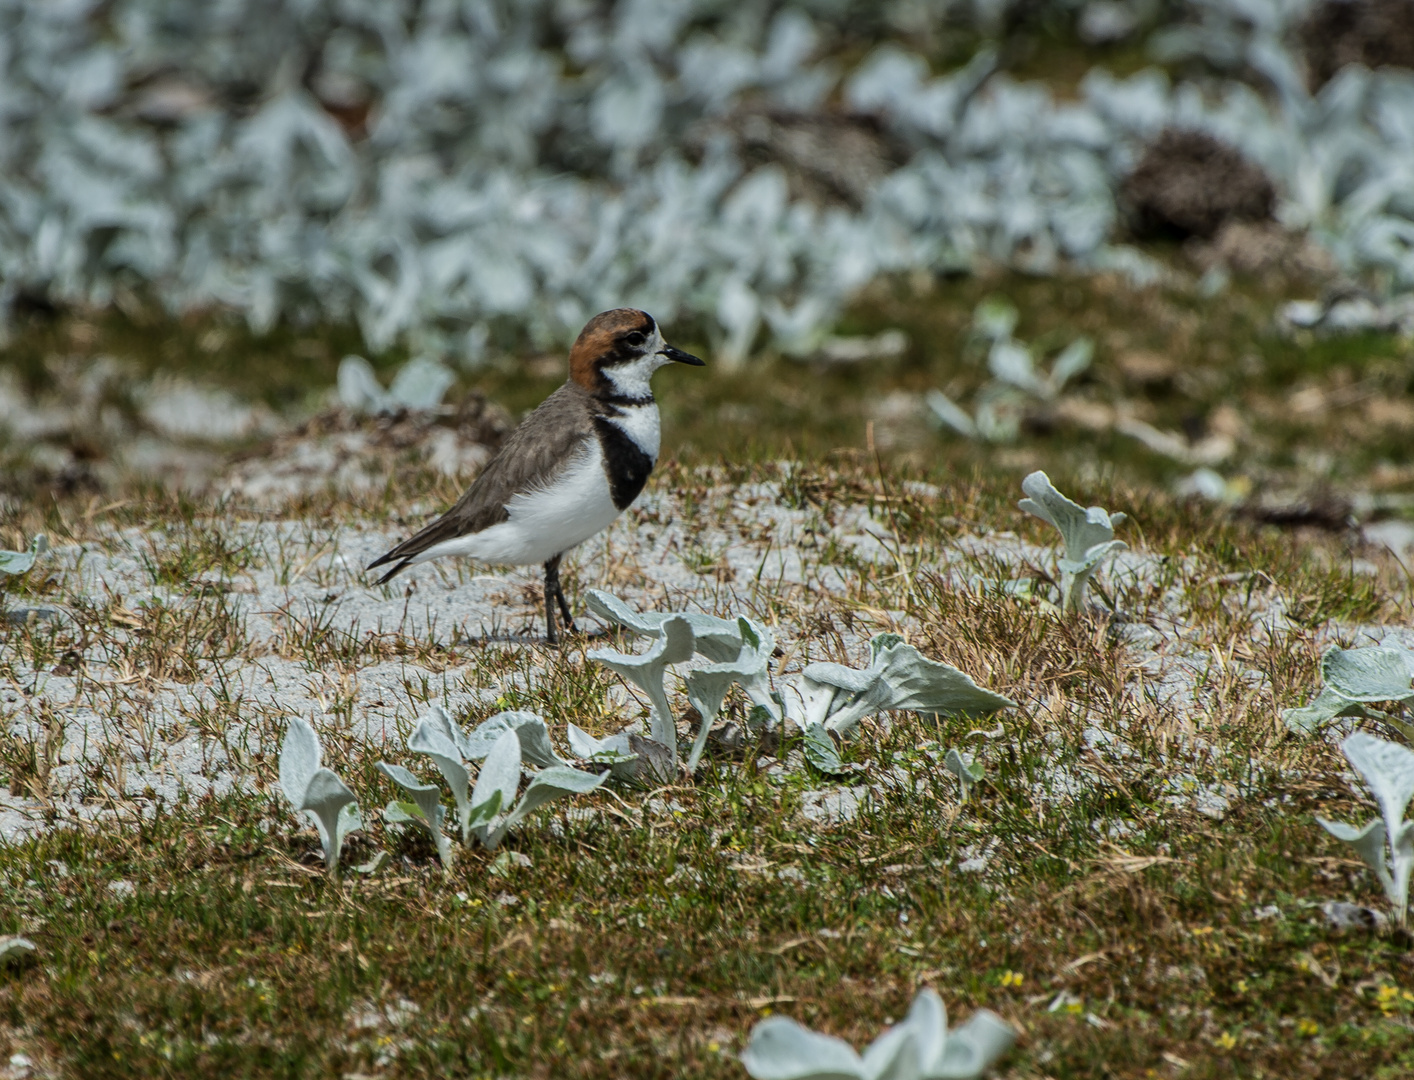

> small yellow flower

[
  {"left": 1190, "top": 926, "right": 1214, "bottom": 936},
  {"left": 1296, "top": 1019, "right": 1319, "bottom": 1037},
  {"left": 999, "top": 970, "right": 1024, "bottom": 988},
  {"left": 708, "top": 1041, "right": 721, "bottom": 1053},
  {"left": 1234, "top": 979, "right": 1249, "bottom": 994},
  {"left": 1064, "top": 1001, "right": 1084, "bottom": 1015},
  {"left": 1214, "top": 1032, "right": 1237, "bottom": 1050}
]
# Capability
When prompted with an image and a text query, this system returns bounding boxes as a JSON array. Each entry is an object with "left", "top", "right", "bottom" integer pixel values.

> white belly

[{"left": 411, "top": 442, "right": 622, "bottom": 568}]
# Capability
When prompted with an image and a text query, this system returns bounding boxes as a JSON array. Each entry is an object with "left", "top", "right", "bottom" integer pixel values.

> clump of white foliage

[
  {"left": 927, "top": 299, "right": 1093, "bottom": 442},
  {"left": 381, "top": 705, "right": 609, "bottom": 862},
  {"left": 740, "top": 985, "right": 1015, "bottom": 1080},
  {"left": 586, "top": 590, "right": 1014, "bottom": 778},
  {"left": 337, "top": 355, "right": 455, "bottom": 415},
  {"left": 1018, "top": 471, "right": 1127, "bottom": 616},
  {"left": 1317, "top": 732, "right": 1414, "bottom": 926},
  {"left": 2, "top": 0, "right": 1412, "bottom": 358},
  {"left": 278, "top": 716, "right": 362, "bottom": 879}
]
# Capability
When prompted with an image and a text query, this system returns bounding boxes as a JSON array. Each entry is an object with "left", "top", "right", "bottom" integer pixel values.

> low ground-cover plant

[
  {"left": 927, "top": 298, "right": 1093, "bottom": 444},
  {"left": 1318, "top": 731, "right": 1414, "bottom": 926},
  {"left": 1017, "top": 471, "right": 1126, "bottom": 616},
  {"left": 586, "top": 592, "right": 1014, "bottom": 778},
  {"left": 336, "top": 355, "right": 454, "bottom": 415},
  {"left": 740, "top": 985, "right": 1015, "bottom": 1079},
  {"left": 278, "top": 716, "right": 362, "bottom": 878},
  {"left": 1285, "top": 645, "right": 1414, "bottom": 739},
  {"left": 384, "top": 705, "right": 608, "bottom": 858}
]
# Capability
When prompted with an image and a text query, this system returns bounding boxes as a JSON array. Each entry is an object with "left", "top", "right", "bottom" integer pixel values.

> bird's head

[{"left": 568, "top": 308, "right": 704, "bottom": 398}]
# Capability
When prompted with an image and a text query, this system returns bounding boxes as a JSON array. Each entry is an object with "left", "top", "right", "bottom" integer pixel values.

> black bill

[{"left": 661, "top": 344, "right": 705, "bottom": 366}]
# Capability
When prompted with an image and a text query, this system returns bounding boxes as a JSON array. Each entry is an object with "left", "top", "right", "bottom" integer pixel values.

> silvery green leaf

[
  {"left": 803, "top": 722, "right": 845, "bottom": 775},
  {"left": 278, "top": 715, "right": 322, "bottom": 806},
  {"left": 485, "top": 766, "right": 608, "bottom": 850},
  {"left": 812, "top": 674, "right": 894, "bottom": 737},
  {"left": 684, "top": 666, "right": 741, "bottom": 774},
  {"left": 1322, "top": 647, "right": 1414, "bottom": 703},
  {"left": 682, "top": 615, "right": 778, "bottom": 771},
  {"left": 972, "top": 397, "right": 1020, "bottom": 443},
  {"left": 1047, "top": 337, "right": 1093, "bottom": 393},
  {"left": 408, "top": 717, "right": 470, "bottom": 831},
  {"left": 803, "top": 662, "right": 879, "bottom": 695},
  {"left": 1317, "top": 817, "right": 1396, "bottom": 901},
  {"left": 1283, "top": 686, "right": 1371, "bottom": 733},
  {"left": 387, "top": 355, "right": 454, "bottom": 411},
  {"left": 384, "top": 801, "right": 422, "bottom": 825},
  {"left": 1343, "top": 733, "right": 1414, "bottom": 849},
  {"left": 860, "top": 985, "right": 943, "bottom": 1078},
  {"left": 585, "top": 590, "right": 745, "bottom": 661},
  {"left": 279, "top": 717, "right": 359, "bottom": 876},
  {"left": 1392, "top": 820, "right": 1414, "bottom": 926},
  {"left": 462, "top": 711, "right": 568, "bottom": 767},
  {"left": 471, "top": 728, "right": 523, "bottom": 846},
  {"left": 925, "top": 389, "right": 977, "bottom": 438},
  {"left": 740, "top": 1015, "right": 866, "bottom": 1079},
  {"left": 932, "top": 1009, "right": 1018, "bottom": 1078},
  {"left": 1019, "top": 471, "right": 1124, "bottom": 564},
  {"left": 377, "top": 762, "right": 453, "bottom": 868},
  {"left": 809, "top": 636, "right": 1014, "bottom": 739},
  {"left": 988, "top": 339, "right": 1042, "bottom": 395},
  {"left": 0, "top": 936, "right": 37, "bottom": 966},
  {"left": 337, "top": 355, "right": 386, "bottom": 414},
  {"left": 857, "top": 640, "right": 1015, "bottom": 726},
  {"left": 583, "top": 589, "right": 664, "bottom": 637},
  {"left": 565, "top": 723, "right": 639, "bottom": 778},
  {"left": 0, "top": 535, "right": 48, "bottom": 576},
  {"left": 589, "top": 615, "right": 695, "bottom": 757},
  {"left": 971, "top": 296, "right": 1019, "bottom": 341},
  {"left": 355, "top": 851, "right": 390, "bottom": 875},
  {"left": 1057, "top": 539, "right": 1127, "bottom": 576},
  {"left": 1020, "top": 472, "right": 1125, "bottom": 615},
  {"left": 945, "top": 748, "right": 985, "bottom": 801}
]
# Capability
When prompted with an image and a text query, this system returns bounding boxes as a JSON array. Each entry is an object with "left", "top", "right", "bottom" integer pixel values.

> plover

[{"left": 367, "top": 308, "right": 704, "bottom": 644}]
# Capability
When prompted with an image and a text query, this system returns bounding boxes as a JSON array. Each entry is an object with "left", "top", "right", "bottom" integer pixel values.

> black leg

[
  {"left": 553, "top": 574, "right": 575, "bottom": 632},
  {"left": 542, "top": 558, "right": 559, "bottom": 646},
  {"left": 543, "top": 554, "right": 575, "bottom": 642}
]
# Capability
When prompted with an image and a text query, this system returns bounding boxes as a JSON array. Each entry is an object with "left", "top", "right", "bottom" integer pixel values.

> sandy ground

[{"left": 1, "top": 475, "right": 1398, "bottom": 851}]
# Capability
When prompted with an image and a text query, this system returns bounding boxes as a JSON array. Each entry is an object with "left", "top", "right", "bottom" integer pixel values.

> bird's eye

[{"left": 624, "top": 331, "right": 646, "bottom": 347}]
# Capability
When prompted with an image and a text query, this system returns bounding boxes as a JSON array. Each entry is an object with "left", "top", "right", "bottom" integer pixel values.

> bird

[{"left": 366, "top": 308, "right": 704, "bottom": 644}]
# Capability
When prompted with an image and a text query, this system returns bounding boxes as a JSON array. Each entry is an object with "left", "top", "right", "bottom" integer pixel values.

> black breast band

[{"left": 593, "top": 417, "right": 655, "bottom": 510}]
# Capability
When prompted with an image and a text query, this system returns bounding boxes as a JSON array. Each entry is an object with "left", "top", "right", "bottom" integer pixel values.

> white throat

[{"left": 601, "top": 325, "right": 669, "bottom": 400}]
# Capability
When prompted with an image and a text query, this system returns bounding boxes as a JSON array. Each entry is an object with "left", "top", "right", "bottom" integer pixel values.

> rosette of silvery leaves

[
  {"left": 1018, "top": 471, "right": 1126, "bottom": 616},
  {"left": 584, "top": 590, "right": 1014, "bottom": 778},
  {"left": 740, "top": 985, "right": 1015, "bottom": 1079},
  {"left": 380, "top": 705, "right": 609, "bottom": 863}
]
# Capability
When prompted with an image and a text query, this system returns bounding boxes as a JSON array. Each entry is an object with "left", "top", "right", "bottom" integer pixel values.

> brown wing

[{"left": 366, "top": 383, "right": 595, "bottom": 582}]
